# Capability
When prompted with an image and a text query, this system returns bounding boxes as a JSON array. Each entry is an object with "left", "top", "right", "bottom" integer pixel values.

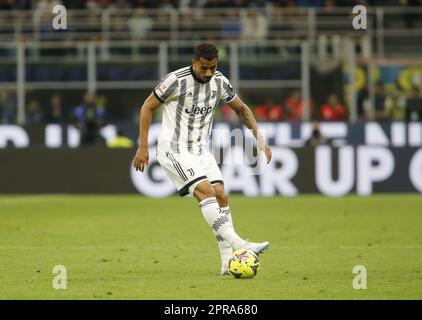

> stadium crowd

[{"left": 0, "top": 0, "right": 420, "bottom": 10}]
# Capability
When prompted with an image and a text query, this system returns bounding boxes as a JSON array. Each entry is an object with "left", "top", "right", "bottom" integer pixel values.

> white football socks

[
  {"left": 199, "top": 197, "right": 245, "bottom": 250},
  {"left": 215, "top": 206, "right": 234, "bottom": 270}
]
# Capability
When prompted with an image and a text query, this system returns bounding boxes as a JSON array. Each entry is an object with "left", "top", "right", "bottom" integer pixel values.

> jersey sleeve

[
  {"left": 154, "top": 73, "right": 178, "bottom": 103},
  {"left": 221, "top": 75, "right": 237, "bottom": 104}
]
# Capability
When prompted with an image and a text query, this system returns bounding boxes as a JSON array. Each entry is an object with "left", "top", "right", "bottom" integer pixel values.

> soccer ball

[{"left": 228, "top": 249, "right": 260, "bottom": 279}]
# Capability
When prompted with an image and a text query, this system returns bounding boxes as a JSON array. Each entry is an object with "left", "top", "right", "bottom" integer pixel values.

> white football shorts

[{"left": 156, "top": 147, "right": 224, "bottom": 197}]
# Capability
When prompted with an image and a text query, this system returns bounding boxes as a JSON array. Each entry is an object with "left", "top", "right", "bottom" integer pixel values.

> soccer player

[{"left": 133, "top": 43, "right": 272, "bottom": 275}]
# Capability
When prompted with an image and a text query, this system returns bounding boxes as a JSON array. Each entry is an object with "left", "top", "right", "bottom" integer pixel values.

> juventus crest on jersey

[{"left": 154, "top": 66, "right": 236, "bottom": 155}]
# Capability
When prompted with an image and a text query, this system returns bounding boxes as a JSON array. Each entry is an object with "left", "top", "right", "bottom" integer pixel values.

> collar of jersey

[{"left": 190, "top": 65, "right": 208, "bottom": 84}]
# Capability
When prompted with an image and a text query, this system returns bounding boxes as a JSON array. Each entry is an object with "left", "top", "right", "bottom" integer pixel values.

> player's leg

[
  {"left": 193, "top": 179, "right": 269, "bottom": 262},
  {"left": 193, "top": 180, "right": 246, "bottom": 251},
  {"left": 213, "top": 183, "right": 234, "bottom": 238},
  {"left": 157, "top": 149, "right": 268, "bottom": 267},
  {"left": 211, "top": 183, "right": 234, "bottom": 275},
  {"left": 156, "top": 150, "right": 245, "bottom": 250},
  {"left": 191, "top": 180, "right": 236, "bottom": 273}
]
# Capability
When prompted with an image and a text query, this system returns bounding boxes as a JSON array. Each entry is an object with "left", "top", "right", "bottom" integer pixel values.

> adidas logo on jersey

[
  {"left": 185, "top": 105, "right": 212, "bottom": 115},
  {"left": 186, "top": 92, "right": 193, "bottom": 96}
]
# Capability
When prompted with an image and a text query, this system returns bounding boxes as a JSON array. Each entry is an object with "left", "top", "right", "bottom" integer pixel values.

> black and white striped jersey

[{"left": 154, "top": 65, "right": 236, "bottom": 155}]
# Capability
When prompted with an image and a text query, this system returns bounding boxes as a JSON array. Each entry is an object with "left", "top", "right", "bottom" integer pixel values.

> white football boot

[{"left": 238, "top": 240, "right": 269, "bottom": 255}]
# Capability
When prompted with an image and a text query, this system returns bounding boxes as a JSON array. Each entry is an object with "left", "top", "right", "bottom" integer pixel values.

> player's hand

[
  {"left": 264, "top": 144, "right": 272, "bottom": 164},
  {"left": 257, "top": 141, "right": 272, "bottom": 164},
  {"left": 133, "top": 146, "right": 149, "bottom": 172}
]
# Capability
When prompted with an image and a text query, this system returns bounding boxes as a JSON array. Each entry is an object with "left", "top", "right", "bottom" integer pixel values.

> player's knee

[
  {"left": 197, "top": 187, "right": 216, "bottom": 201},
  {"left": 216, "top": 191, "right": 228, "bottom": 207},
  {"left": 206, "top": 187, "right": 217, "bottom": 199},
  {"left": 193, "top": 181, "right": 216, "bottom": 201}
]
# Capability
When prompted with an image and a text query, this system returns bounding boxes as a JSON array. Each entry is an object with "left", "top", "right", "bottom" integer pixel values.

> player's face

[{"left": 192, "top": 57, "right": 217, "bottom": 83}]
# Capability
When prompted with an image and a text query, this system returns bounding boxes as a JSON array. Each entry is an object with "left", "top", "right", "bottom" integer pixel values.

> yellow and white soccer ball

[{"left": 228, "top": 249, "right": 260, "bottom": 279}]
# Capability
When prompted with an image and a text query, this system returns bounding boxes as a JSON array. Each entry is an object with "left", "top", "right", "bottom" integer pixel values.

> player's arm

[
  {"left": 133, "top": 92, "right": 162, "bottom": 172},
  {"left": 228, "top": 96, "right": 272, "bottom": 164}
]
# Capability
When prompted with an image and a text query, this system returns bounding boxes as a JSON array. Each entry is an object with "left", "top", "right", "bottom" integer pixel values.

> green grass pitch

[{"left": 0, "top": 194, "right": 421, "bottom": 300}]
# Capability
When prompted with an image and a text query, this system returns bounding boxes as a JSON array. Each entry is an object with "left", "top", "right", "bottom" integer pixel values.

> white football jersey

[{"left": 154, "top": 66, "right": 236, "bottom": 155}]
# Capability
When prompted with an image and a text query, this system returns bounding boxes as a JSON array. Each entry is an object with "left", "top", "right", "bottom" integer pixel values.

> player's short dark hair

[{"left": 194, "top": 43, "right": 218, "bottom": 61}]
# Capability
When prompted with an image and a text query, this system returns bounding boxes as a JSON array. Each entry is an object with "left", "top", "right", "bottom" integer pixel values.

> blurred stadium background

[
  {"left": 0, "top": 0, "right": 422, "bottom": 300},
  {"left": 2, "top": 0, "right": 422, "bottom": 125},
  {"left": 0, "top": 0, "right": 421, "bottom": 195}
]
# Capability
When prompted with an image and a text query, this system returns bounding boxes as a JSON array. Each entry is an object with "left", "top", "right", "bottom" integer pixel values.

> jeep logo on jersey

[{"left": 185, "top": 105, "right": 212, "bottom": 115}]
